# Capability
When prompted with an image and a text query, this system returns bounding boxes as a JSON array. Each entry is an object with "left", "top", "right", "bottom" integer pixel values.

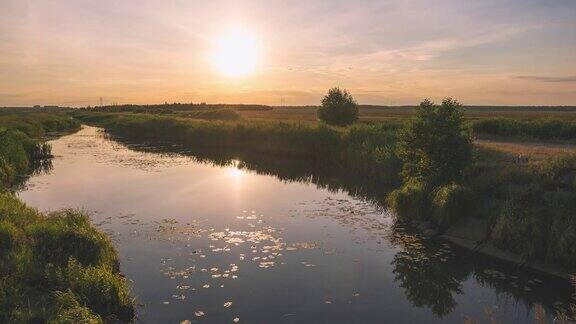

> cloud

[{"left": 514, "top": 75, "right": 576, "bottom": 83}]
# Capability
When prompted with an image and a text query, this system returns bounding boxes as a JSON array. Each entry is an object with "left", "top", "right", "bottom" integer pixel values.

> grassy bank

[
  {"left": 74, "top": 112, "right": 576, "bottom": 272},
  {"left": 0, "top": 113, "right": 80, "bottom": 189},
  {"left": 0, "top": 113, "right": 81, "bottom": 138},
  {"left": 0, "top": 113, "right": 134, "bottom": 323}
]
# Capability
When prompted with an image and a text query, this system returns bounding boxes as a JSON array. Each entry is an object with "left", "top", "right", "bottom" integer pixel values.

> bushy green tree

[
  {"left": 397, "top": 98, "right": 472, "bottom": 186},
  {"left": 317, "top": 87, "right": 359, "bottom": 126}
]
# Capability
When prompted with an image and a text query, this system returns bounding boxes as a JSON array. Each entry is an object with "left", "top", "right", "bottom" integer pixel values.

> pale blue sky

[{"left": 1, "top": 0, "right": 575, "bottom": 106}]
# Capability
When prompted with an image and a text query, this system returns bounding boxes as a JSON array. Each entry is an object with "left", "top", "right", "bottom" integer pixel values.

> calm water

[{"left": 18, "top": 126, "right": 574, "bottom": 323}]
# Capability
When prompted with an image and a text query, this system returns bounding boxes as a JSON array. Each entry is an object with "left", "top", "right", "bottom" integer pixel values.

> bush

[
  {"left": 397, "top": 98, "right": 472, "bottom": 187},
  {"left": 431, "top": 183, "right": 474, "bottom": 227},
  {"left": 387, "top": 179, "right": 429, "bottom": 221},
  {"left": 317, "top": 87, "right": 359, "bottom": 126}
]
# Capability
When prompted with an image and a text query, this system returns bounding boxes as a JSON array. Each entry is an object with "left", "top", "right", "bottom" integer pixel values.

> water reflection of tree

[
  {"left": 390, "top": 233, "right": 469, "bottom": 317},
  {"left": 389, "top": 227, "right": 575, "bottom": 320},
  {"left": 393, "top": 251, "right": 463, "bottom": 316}
]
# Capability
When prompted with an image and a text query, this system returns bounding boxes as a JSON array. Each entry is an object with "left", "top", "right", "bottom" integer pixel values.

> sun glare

[{"left": 213, "top": 31, "right": 260, "bottom": 78}]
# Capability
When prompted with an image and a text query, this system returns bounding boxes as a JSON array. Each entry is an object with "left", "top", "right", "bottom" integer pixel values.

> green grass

[
  {"left": 0, "top": 113, "right": 133, "bottom": 322},
  {"left": 75, "top": 112, "right": 576, "bottom": 271},
  {"left": 472, "top": 118, "right": 576, "bottom": 141},
  {"left": 0, "top": 194, "right": 134, "bottom": 322},
  {"left": 471, "top": 153, "right": 576, "bottom": 267},
  {"left": 0, "top": 112, "right": 80, "bottom": 138}
]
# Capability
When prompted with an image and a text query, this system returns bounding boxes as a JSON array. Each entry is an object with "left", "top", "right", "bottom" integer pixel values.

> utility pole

[{"left": 99, "top": 97, "right": 103, "bottom": 107}]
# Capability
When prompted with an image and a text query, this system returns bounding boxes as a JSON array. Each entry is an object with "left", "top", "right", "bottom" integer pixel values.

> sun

[{"left": 213, "top": 31, "right": 260, "bottom": 78}]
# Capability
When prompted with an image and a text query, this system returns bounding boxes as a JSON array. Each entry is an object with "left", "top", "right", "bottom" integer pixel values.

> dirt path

[{"left": 475, "top": 138, "right": 576, "bottom": 161}]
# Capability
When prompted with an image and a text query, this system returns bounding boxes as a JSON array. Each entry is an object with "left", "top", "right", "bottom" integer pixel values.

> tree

[
  {"left": 397, "top": 98, "right": 472, "bottom": 186},
  {"left": 317, "top": 87, "right": 359, "bottom": 126}
]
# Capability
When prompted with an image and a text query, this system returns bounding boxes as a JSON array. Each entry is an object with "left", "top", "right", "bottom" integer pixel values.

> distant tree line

[{"left": 80, "top": 103, "right": 273, "bottom": 113}]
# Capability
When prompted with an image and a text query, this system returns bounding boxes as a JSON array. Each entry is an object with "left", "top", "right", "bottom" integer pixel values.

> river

[{"left": 17, "top": 126, "right": 574, "bottom": 323}]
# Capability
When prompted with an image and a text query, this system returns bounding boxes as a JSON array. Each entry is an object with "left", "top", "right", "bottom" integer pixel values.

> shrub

[
  {"left": 387, "top": 179, "right": 429, "bottom": 221},
  {"left": 397, "top": 98, "right": 472, "bottom": 187},
  {"left": 431, "top": 183, "right": 474, "bottom": 227},
  {"left": 317, "top": 87, "right": 359, "bottom": 126}
]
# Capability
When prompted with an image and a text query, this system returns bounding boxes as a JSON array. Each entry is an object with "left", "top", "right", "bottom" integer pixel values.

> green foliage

[
  {"left": 476, "top": 152, "right": 576, "bottom": 268},
  {"left": 387, "top": 180, "right": 429, "bottom": 221},
  {"left": 47, "top": 260, "right": 134, "bottom": 321},
  {"left": 491, "top": 198, "right": 547, "bottom": 260},
  {"left": 0, "top": 113, "right": 79, "bottom": 188},
  {"left": 473, "top": 118, "right": 576, "bottom": 141},
  {"left": 49, "top": 290, "right": 103, "bottom": 324},
  {"left": 0, "top": 220, "right": 20, "bottom": 255},
  {"left": 431, "top": 183, "right": 474, "bottom": 227},
  {"left": 0, "top": 113, "right": 80, "bottom": 138},
  {"left": 317, "top": 87, "right": 359, "bottom": 126},
  {"left": 0, "top": 194, "right": 134, "bottom": 323},
  {"left": 30, "top": 209, "right": 119, "bottom": 270},
  {"left": 398, "top": 98, "right": 472, "bottom": 186}
]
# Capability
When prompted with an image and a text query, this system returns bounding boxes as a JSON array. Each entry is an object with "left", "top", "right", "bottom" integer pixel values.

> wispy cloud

[{"left": 514, "top": 75, "right": 576, "bottom": 83}]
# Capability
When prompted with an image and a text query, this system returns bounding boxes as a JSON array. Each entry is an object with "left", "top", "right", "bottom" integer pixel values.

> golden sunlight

[{"left": 213, "top": 30, "right": 260, "bottom": 78}]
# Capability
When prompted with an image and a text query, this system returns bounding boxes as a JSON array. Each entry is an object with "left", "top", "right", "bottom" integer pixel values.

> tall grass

[
  {"left": 0, "top": 194, "right": 134, "bottom": 322},
  {"left": 75, "top": 112, "right": 403, "bottom": 187},
  {"left": 0, "top": 112, "right": 80, "bottom": 138},
  {"left": 472, "top": 118, "right": 576, "bottom": 141}
]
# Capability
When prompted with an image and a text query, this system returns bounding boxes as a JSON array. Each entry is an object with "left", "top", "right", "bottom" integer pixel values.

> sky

[{"left": 1, "top": 0, "right": 575, "bottom": 107}]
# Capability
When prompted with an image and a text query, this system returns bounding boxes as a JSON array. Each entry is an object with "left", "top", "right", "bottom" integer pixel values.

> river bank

[{"left": 0, "top": 113, "right": 134, "bottom": 323}]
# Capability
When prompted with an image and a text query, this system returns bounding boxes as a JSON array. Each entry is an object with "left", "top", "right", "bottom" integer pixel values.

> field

[{"left": 234, "top": 105, "right": 576, "bottom": 122}]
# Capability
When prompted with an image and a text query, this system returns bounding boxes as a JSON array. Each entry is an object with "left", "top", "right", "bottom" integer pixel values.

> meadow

[
  {"left": 0, "top": 113, "right": 134, "bottom": 323},
  {"left": 73, "top": 109, "right": 576, "bottom": 274}
]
